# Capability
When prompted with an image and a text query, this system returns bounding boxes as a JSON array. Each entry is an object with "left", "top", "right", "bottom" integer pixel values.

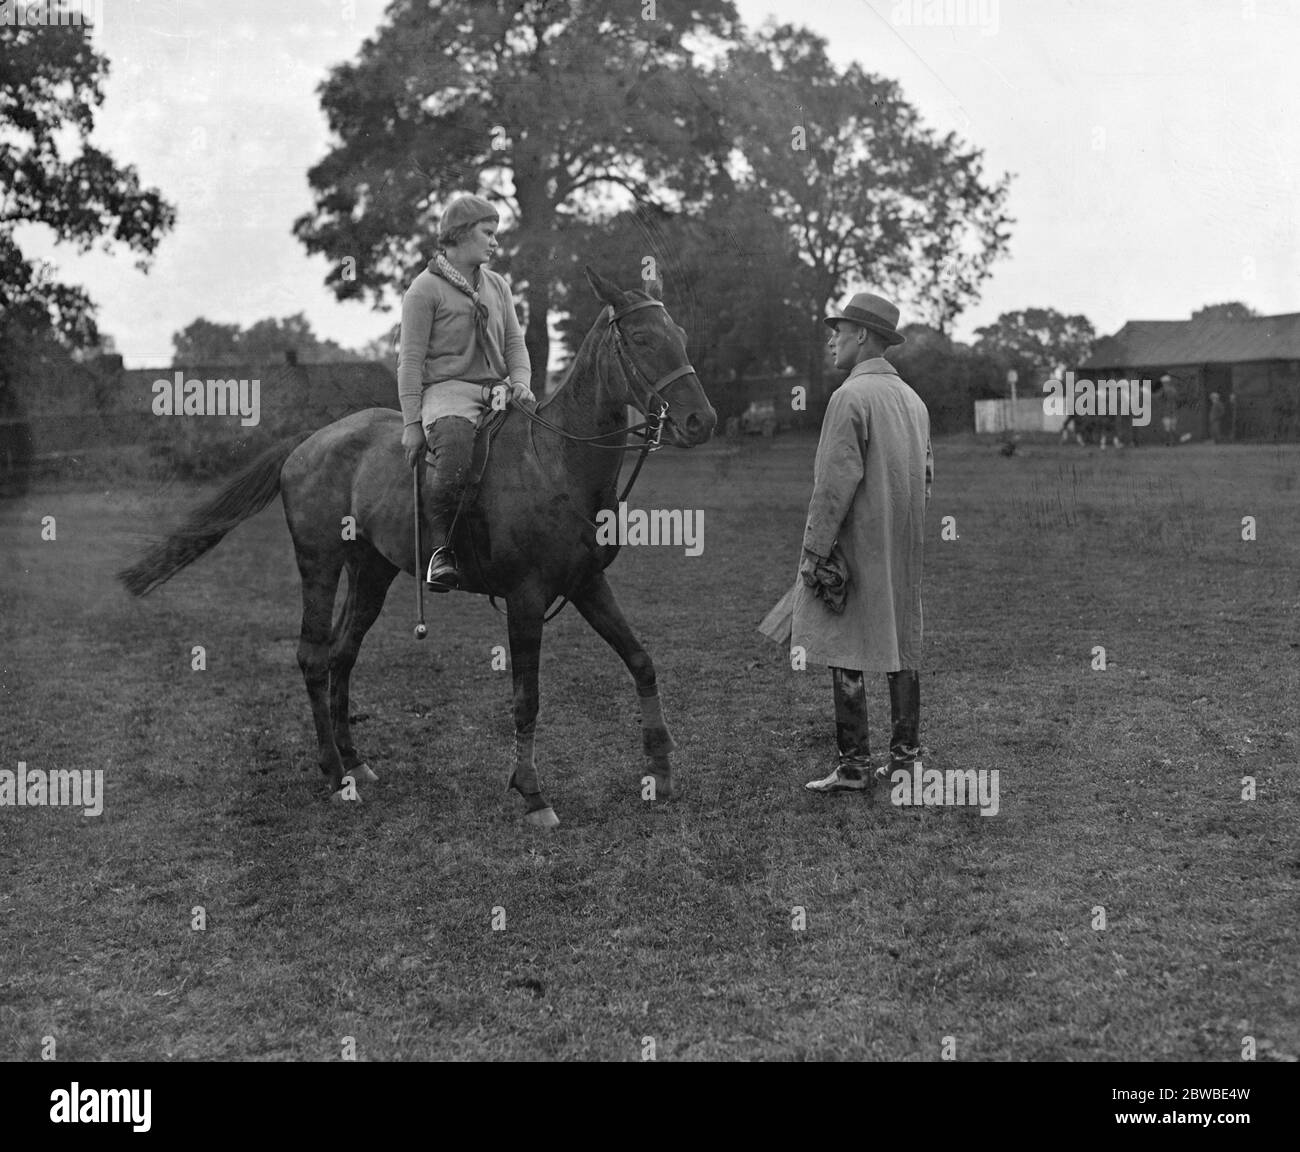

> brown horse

[{"left": 119, "top": 267, "right": 717, "bottom": 827}]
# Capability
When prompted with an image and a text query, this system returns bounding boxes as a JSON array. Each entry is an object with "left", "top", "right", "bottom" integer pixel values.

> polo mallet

[{"left": 412, "top": 461, "right": 428, "bottom": 640}]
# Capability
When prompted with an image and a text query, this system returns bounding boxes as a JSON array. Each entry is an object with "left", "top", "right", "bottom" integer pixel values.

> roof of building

[{"left": 1083, "top": 313, "right": 1300, "bottom": 369}]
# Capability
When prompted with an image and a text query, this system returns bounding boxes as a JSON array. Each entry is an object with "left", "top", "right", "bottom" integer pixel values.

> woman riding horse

[{"left": 397, "top": 194, "right": 535, "bottom": 591}]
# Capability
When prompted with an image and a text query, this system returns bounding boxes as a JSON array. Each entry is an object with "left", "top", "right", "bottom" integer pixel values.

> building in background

[{"left": 1081, "top": 312, "right": 1300, "bottom": 443}]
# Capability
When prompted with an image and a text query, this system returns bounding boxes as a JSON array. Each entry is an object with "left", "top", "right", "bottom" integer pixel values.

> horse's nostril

[{"left": 684, "top": 411, "right": 716, "bottom": 442}]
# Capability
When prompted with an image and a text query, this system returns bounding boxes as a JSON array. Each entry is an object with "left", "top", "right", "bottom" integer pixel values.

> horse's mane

[{"left": 538, "top": 289, "right": 655, "bottom": 411}]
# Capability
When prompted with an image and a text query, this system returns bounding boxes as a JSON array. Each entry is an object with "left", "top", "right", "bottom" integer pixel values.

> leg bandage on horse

[{"left": 637, "top": 687, "right": 675, "bottom": 760}]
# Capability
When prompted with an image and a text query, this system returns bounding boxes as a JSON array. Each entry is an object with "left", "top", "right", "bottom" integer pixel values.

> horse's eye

[{"left": 632, "top": 332, "right": 649, "bottom": 345}]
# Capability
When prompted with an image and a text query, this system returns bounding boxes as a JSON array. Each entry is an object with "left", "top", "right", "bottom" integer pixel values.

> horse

[{"left": 118, "top": 267, "right": 718, "bottom": 828}]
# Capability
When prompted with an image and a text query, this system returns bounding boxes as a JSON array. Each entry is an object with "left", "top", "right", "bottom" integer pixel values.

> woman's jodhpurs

[{"left": 420, "top": 380, "right": 494, "bottom": 590}]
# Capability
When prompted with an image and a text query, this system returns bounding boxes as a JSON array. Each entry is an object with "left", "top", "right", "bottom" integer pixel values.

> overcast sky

[{"left": 16, "top": 0, "right": 1299, "bottom": 367}]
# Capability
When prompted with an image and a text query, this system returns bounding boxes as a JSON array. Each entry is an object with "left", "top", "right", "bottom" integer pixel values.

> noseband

[
  {"left": 514, "top": 295, "right": 700, "bottom": 454},
  {"left": 603, "top": 298, "right": 699, "bottom": 448},
  {"left": 484, "top": 294, "right": 701, "bottom": 623}
]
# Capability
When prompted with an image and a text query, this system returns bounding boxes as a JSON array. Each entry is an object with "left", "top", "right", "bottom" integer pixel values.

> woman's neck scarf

[{"left": 430, "top": 251, "right": 508, "bottom": 380}]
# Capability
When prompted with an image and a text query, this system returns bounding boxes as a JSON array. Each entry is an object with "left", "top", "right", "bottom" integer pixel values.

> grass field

[{"left": 1, "top": 432, "right": 1297, "bottom": 1061}]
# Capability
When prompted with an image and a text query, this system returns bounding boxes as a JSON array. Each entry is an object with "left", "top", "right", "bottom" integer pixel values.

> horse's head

[{"left": 584, "top": 266, "right": 717, "bottom": 448}]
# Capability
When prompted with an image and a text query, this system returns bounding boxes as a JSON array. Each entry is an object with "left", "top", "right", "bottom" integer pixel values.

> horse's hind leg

[
  {"left": 295, "top": 547, "right": 349, "bottom": 796},
  {"left": 330, "top": 547, "right": 398, "bottom": 784},
  {"left": 570, "top": 572, "right": 675, "bottom": 800}
]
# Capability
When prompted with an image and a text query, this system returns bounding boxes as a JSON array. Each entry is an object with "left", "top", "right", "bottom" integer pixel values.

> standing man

[
  {"left": 796, "top": 292, "right": 933, "bottom": 794},
  {"left": 1158, "top": 373, "right": 1178, "bottom": 446},
  {"left": 1208, "top": 391, "right": 1225, "bottom": 443}
]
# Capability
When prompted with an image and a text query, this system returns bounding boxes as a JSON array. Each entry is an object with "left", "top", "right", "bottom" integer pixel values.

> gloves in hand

[{"left": 799, "top": 549, "right": 829, "bottom": 588}]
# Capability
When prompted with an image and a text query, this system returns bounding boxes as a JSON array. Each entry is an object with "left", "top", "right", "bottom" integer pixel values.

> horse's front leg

[
  {"left": 570, "top": 573, "right": 676, "bottom": 800},
  {"left": 505, "top": 587, "right": 560, "bottom": 829}
]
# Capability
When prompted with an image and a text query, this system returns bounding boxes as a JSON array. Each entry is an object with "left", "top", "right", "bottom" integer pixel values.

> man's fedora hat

[{"left": 824, "top": 292, "right": 906, "bottom": 346}]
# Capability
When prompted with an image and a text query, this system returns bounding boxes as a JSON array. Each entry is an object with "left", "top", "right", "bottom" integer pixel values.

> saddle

[{"left": 463, "top": 403, "right": 511, "bottom": 510}]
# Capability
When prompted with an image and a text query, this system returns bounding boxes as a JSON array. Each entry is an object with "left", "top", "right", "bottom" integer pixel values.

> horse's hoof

[
  {"left": 645, "top": 770, "right": 673, "bottom": 801},
  {"left": 524, "top": 806, "right": 559, "bottom": 829},
  {"left": 330, "top": 775, "right": 362, "bottom": 803},
  {"left": 353, "top": 763, "right": 379, "bottom": 783}
]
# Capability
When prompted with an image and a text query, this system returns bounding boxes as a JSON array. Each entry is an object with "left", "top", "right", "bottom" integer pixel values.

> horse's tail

[{"left": 118, "top": 431, "right": 314, "bottom": 597}]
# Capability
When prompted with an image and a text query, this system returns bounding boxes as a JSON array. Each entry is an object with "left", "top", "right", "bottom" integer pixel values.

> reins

[
  {"left": 468, "top": 295, "right": 700, "bottom": 622},
  {"left": 514, "top": 296, "right": 697, "bottom": 508}
]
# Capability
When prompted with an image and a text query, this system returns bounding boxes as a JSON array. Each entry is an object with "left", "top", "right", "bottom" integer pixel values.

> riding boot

[
  {"left": 423, "top": 416, "right": 476, "bottom": 592},
  {"left": 805, "top": 667, "right": 871, "bottom": 793},
  {"left": 887, "top": 670, "right": 921, "bottom": 770},
  {"left": 832, "top": 666, "right": 871, "bottom": 774}
]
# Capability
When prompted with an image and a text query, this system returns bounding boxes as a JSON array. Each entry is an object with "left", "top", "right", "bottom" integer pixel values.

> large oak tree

[{"left": 294, "top": 0, "right": 739, "bottom": 391}]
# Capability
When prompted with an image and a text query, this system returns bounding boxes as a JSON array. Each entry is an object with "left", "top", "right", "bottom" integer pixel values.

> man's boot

[
  {"left": 806, "top": 667, "right": 870, "bottom": 793},
  {"left": 423, "top": 416, "right": 476, "bottom": 592},
  {"left": 887, "top": 670, "right": 921, "bottom": 771}
]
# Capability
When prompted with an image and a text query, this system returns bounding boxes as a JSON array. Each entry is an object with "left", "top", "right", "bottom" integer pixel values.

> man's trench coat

[{"left": 788, "top": 356, "right": 933, "bottom": 672}]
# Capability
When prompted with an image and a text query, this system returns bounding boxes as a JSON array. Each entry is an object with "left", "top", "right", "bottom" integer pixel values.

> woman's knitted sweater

[{"left": 395, "top": 264, "right": 531, "bottom": 426}]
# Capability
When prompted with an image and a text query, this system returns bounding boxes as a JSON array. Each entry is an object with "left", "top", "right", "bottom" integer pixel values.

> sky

[{"left": 14, "top": 0, "right": 1300, "bottom": 368}]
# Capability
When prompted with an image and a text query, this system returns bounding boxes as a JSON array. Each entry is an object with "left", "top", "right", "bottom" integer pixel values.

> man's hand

[
  {"left": 510, "top": 380, "right": 536, "bottom": 407},
  {"left": 402, "top": 423, "right": 427, "bottom": 469},
  {"left": 799, "top": 548, "right": 828, "bottom": 588}
]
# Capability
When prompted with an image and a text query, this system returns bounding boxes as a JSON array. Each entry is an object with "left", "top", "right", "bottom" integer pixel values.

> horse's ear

[
  {"left": 645, "top": 276, "right": 663, "bottom": 301},
  {"left": 584, "top": 266, "right": 623, "bottom": 308}
]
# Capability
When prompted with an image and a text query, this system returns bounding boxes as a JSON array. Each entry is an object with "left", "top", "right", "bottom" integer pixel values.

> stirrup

[{"left": 425, "top": 547, "right": 460, "bottom": 592}]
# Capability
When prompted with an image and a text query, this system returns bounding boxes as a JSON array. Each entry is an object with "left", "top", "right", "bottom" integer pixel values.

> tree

[
  {"left": 356, "top": 324, "right": 400, "bottom": 366},
  {"left": 293, "top": 0, "right": 739, "bottom": 391},
  {"left": 972, "top": 307, "right": 1096, "bottom": 382},
  {"left": 890, "top": 324, "right": 1006, "bottom": 435},
  {"left": 721, "top": 23, "right": 1013, "bottom": 392},
  {"left": 1191, "top": 301, "right": 1257, "bottom": 323},
  {"left": 172, "top": 313, "right": 364, "bottom": 367},
  {"left": 549, "top": 193, "right": 807, "bottom": 414},
  {"left": 0, "top": 10, "right": 172, "bottom": 350}
]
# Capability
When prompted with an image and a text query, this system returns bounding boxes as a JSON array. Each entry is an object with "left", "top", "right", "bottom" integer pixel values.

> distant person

[
  {"left": 1060, "top": 413, "right": 1085, "bottom": 446},
  {"left": 781, "top": 292, "right": 933, "bottom": 794},
  {"left": 1209, "top": 391, "right": 1225, "bottom": 443},
  {"left": 1098, "top": 410, "right": 1123, "bottom": 450},
  {"left": 1228, "top": 390, "right": 1237, "bottom": 442},
  {"left": 396, "top": 194, "right": 534, "bottom": 592},
  {"left": 1158, "top": 373, "right": 1178, "bottom": 446}
]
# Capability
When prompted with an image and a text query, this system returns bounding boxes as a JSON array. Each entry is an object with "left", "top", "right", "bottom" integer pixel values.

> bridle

[
  {"left": 480, "top": 294, "right": 700, "bottom": 621},
  {"left": 514, "top": 296, "right": 699, "bottom": 479},
  {"left": 602, "top": 297, "right": 698, "bottom": 451}
]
